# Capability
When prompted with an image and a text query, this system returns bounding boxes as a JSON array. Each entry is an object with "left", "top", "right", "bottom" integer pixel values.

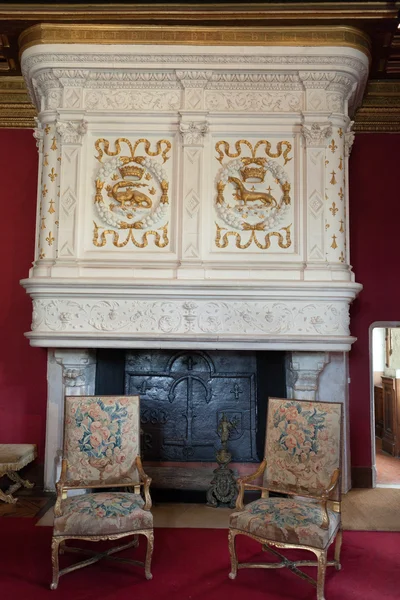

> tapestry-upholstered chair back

[
  {"left": 264, "top": 398, "right": 342, "bottom": 500},
  {"left": 64, "top": 395, "right": 140, "bottom": 485}
]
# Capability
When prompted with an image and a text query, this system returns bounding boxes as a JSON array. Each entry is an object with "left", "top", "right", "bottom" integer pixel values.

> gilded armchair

[
  {"left": 51, "top": 395, "right": 153, "bottom": 590},
  {"left": 228, "top": 398, "right": 343, "bottom": 600}
]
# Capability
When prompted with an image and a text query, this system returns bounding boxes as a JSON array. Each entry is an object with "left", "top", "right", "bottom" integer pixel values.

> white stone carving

[
  {"left": 55, "top": 119, "right": 88, "bottom": 144},
  {"left": 84, "top": 89, "right": 181, "bottom": 111},
  {"left": 179, "top": 121, "right": 209, "bottom": 146},
  {"left": 205, "top": 91, "right": 303, "bottom": 112},
  {"left": 344, "top": 121, "right": 355, "bottom": 157},
  {"left": 33, "top": 118, "right": 43, "bottom": 153},
  {"left": 301, "top": 122, "right": 332, "bottom": 148},
  {"left": 31, "top": 297, "right": 350, "bottom": 338}
]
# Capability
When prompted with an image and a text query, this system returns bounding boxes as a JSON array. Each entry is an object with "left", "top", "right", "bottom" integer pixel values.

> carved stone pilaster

[
  {"left": 287, "top": 352, "right": 330, "bottom": 400},
  {"left": 44, "top": 349, "right": 97, "bottom": 491}
]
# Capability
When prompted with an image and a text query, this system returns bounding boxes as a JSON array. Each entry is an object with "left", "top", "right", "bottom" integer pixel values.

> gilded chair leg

[
  {"left": 316, "top": 549, "right": 327, "bottom": 600},
  {"left": 228, "top": 529, "right": 238, "bottom": 580},
  {"left": 50, "top": 538, "right": 61, "bottom": 590},
  {"left": 334, "top": 527, "right": 343, "bottom": 570},
  {"left": 144, "top": 531, "right": 154, "bottom": 580}
]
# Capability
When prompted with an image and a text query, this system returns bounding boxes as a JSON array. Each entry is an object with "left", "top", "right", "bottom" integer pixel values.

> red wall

[
  {"left": 349, "top": 133, "right": 400, "bottom": 468},
  {"left": 0, "top": 129, "right": 47, "bottom": 460}
]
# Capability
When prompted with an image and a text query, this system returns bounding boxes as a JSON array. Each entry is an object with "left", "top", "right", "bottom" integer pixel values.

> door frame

[{"left": 369, "top": 321, "right": 400, "bottom": 488}]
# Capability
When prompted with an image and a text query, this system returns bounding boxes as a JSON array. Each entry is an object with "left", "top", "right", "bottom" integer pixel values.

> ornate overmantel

[{"left": 19, "top": 24, "right": 369, "bottom": 351}]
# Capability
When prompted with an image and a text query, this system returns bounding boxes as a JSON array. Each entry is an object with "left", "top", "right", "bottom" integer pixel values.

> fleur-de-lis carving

[
  {"left": 338, "top": 187, "right": 344, "bottom": 201},
  {"left": 329, "top": 139, "right": 338, "bottom": 153},
  {"left": 46, "top": 232, "right": 55, "bottom": 246},
  {"left": 339, "top": 251, "right": 345, "bottom": 263},
  {"left": 48, "top": 167, "right": 58, "bottom": 182},
  {"left": 42, "top": 184, "right": 48, "bottom": 197},
  {"left": 329, "top": 202, "right": 338, "bottom": 216},
  {"left": 338, "top": 128, "right": 343, "bottom": 138}
]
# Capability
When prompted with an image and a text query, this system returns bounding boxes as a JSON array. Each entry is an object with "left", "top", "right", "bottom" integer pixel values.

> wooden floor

[{"left": 376, "top": 438, "right": 400, "bottom": 486}]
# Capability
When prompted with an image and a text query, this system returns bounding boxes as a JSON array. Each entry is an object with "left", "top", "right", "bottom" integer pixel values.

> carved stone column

[
  {"left": 286, "top": 351, "right": 330, "bottom": 400},
  {"left": 179, "top": 117, "right": 209, "bottom": 272},
  {"left": 53, "top": 120, "right": 88, "bottom": 274},
  {"left": 44, "top": 349, "right": 96, "bottom": 491},
  {"left": 33, "top": 119, "right": 61, "bottom": 274},
  {"left": 324, "top": 117, "right": 349, "bottom": 266}
]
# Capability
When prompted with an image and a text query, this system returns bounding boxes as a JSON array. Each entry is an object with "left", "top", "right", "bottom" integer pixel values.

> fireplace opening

[{"left": 95, "top": 349, "right": 286, "bottom": 501}]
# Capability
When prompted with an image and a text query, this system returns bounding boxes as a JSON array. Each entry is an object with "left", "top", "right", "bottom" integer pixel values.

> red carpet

[{"left": 0, "top": 519, "right": 399, "bottom": 600}]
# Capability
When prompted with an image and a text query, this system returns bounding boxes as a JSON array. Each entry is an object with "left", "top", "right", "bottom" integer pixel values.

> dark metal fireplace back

[
  {"left": 95, "top": 349, "right": 286, "bottom": 465},
  {"left": 125, "top": 350, "right": 258, "bottom": 463}
]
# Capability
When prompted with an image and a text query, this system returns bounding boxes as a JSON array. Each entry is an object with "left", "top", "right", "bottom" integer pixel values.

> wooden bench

[{"left": 0, "top": 444, "right": 37, "bottom": 504}]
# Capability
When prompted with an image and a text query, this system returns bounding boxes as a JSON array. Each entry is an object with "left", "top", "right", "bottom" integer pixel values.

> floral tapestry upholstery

[
  {"left": 64, "top": 396, "right": 140, "bottom": 485},
  {"left": 230, "top": 498, "right": 340, "bottom": 549},
  {"left": 54, "top": 492, "right": 153, "bottom": 537},
  {"left": 264, "top": 399, "right": 342, "bottom": 500}
]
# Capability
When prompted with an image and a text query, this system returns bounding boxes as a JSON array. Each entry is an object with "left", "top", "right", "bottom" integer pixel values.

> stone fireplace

[{"left": 19, "top": 24, "right": 369, "bottom": 493}]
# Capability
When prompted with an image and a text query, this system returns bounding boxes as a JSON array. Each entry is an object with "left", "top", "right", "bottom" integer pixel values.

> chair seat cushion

[
  {"left": 0, "top": 444, "right": 37, "bottom": 474},
  {"left": 230, "top": 497, "right": 340, "bottom": 549},
  {"left": 54, "top": 492, "right": 153, "bottom": 537}
]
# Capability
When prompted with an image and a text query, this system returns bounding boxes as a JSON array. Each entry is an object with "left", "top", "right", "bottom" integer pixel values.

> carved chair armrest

[
  {"left": 135, "top": 455, "right": 152, "bottom": 511},
  {"left": 53, "top": 458, "right": 68, "bottom": 517},
  {"left": 236, "top": 460, "right": 267, "bottom": 510}
]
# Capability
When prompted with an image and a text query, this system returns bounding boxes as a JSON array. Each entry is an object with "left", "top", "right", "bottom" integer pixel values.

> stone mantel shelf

[{"left": 21, "top": 278, "right": 362, "bottom": 296}]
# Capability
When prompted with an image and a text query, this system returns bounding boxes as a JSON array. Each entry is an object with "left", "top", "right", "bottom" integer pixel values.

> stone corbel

[
  {"left": 287, "top": 352, "right": 330, "bottom": 400},
  {"left": 301, "top": 121, "right": 333, "bottom": 148},
  {"left": 33, "top": 117, "right": 43, "bottom": 154},
  {"left": 344, "top": 121, "right": 355, "bottom": 157},
  {"left": 179, "top": 120, "right": 209, "bottom": 147},
  {"left": 55, "top": 119, "right": 88, "bottom": 145},
  {"left": 54, "top": 349, "right": 96, "bottom": 396}
]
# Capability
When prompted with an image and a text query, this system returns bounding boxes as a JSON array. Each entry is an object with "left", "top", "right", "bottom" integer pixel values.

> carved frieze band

[
  {"left": 31, "top": 298, "right": 350, "bottom": 336},
  {"left": 21, "top": 56, "right": 366, "bottom": 114}
]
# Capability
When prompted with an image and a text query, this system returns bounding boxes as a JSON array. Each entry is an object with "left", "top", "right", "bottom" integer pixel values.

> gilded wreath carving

[
  {"left": 93, "top": 137, "right": 171, "bottom": 248},
  {"left": 214, "top": 140, "right": 292, "bottom": 250}
]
